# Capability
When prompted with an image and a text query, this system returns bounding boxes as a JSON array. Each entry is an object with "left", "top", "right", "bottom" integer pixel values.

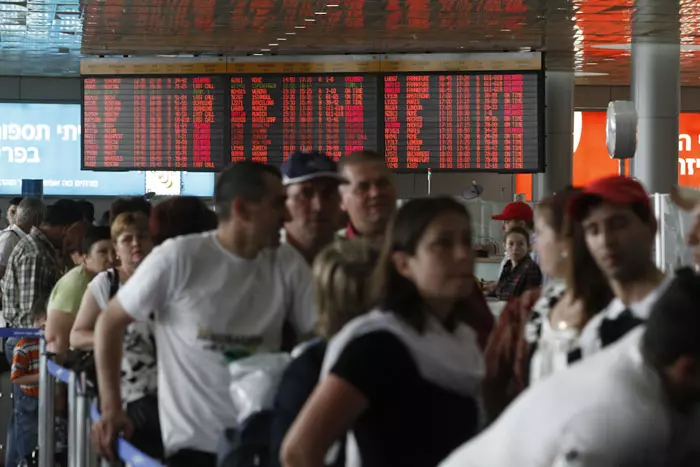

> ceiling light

[
  {"left": 593, "top": 43, "right": 699, "bottom": 52},
  {"left": 305, "top": 18, "right": 316, "bottom": 22},
  {"left": 261, "top": 48, "right": 271, "bottom": 52},
  {"left": 286, "top": 32, "right": 296, "bottom": 35},
  {"left": 277, "top": 38, "right": 286, "bottom": 41},
  {"left": 253, "top": 53, "right": 263, "bottom": 56},
  {"left": 501, "top": 29, "right": 511, "bottom": 32},
  {"left": 315, "top": 11, "right": 327, "bottom": 15},
  {"left": 295, "top": 26, "right": 305, "bottom": 29},
  {"left": 326, "top": 3, "right": 339, "bottom": 6},
  {"left": 575, "top": 72, "right": 609, "bottom": 77},
  {"left": 269, "top": 43, "right": 278, "bottom": 46}
]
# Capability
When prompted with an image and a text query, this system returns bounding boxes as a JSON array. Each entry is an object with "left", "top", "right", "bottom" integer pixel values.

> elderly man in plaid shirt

[{"left": 1, "top": 199, "right": 82, "bottom": 467}]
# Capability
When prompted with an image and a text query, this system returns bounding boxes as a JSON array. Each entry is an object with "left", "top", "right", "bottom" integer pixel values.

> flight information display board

[
  {"left": 230, "top": 75, "right": 379, "bottom": 165},
  {"left": 82, "top": 76, "right": 228, "bottom": 171},
  {"left": 383, "top": 73, "right": 542, "bottom": 171}
]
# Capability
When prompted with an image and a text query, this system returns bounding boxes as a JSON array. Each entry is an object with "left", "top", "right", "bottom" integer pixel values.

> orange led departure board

[
  {"left": 384, "top": 72, "right": 543, "bottom": 171},
  {"left": 82, "top": 76, "right": 227, "bottom": 171},
  {"left": 230, "top": 75, "right": 379, "bottom": 164}
]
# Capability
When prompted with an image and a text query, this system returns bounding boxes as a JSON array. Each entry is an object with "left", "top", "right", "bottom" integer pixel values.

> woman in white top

[
  {"left": 70, "top": 211, "right": 161, "bottom": 458},
  {"left": 483, "top": 187, "right": 613, "bottom": 420}
]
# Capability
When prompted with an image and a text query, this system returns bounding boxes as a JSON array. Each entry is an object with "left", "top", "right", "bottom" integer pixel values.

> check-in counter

[
  {"left": 475, "top": 256, "right": 503, "bottom": 283},
  {"left": 475, "top": 257, "right": 508, "bottom": 317}
]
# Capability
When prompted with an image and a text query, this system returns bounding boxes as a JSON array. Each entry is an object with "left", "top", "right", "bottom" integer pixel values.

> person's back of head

[
  {"left": 313, "top": 239, "right": 380, "bottom": 339},
  {"left": 7, "top": 196, "right": 23, "bottom": 225},
  {"left": 109, "top": 197, "right": 151, "bottom": 225},
  {"left": 15, "top": 197, "right": 46, "bottom": 229},
  {"left": 150, "top": 196, "right": 218, "bottom": 245},
  {"left": 214, "top": 161, "right": 287, "bottom": 252},
  {"left": 214, "top": 161, "right": 282, "bottom": 221},
  {"left": 643, "top": 267, "right": 700, "bottom": 409},
  {"left": 44, "top": 199, "right": 83, "bottom": 228},
  {"left": 77, "top": 200, "right": 95, "bottom": 224}
]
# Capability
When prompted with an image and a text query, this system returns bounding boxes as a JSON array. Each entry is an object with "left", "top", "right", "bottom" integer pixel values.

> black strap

[
  {"left": 108, "top": 268, "right": 120, "bottom": 299},
  {"left": 599, "top": 309, "right": 644, "bottom": 348}
]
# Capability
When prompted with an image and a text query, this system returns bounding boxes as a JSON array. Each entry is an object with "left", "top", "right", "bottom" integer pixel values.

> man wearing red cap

[
  {"left": 488, "top": 202, "right": 537, "bottom": 290},
  {"left": 568, "top": 175, "right": 671, "bottom": 357}
]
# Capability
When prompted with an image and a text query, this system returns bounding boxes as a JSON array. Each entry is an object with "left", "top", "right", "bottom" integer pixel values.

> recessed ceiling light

[
  {"left": 269, "top": 43, "right": 278, "bottom": 46},
  {"left": 286, "top": 32, "right": 296, "bottom": 35},
  {"left": 295, "top": 26, "right": 305, "bottom": 29},
  {"left": 315, "top": 11, "right": 327, "bottom": 15},
  {"left": 261, "top": 48, "right": 271, "bottom": 52},
  {"left": 305, "top": 18, "right": 316, "bottom": 22},
  {"left": 326, "top": 3, "right": 339, "bottom": 6},
  {"left": 575, "top": 71, "right": 609, "bottom": 77},
  {"left": 501, "top": 29, "right": 511, "bottom": 32},
  {"left": 277, "top": 38, "right": 286, "bottom": 41},
  {"left": 253, "top": 53, "right": 263, "bottom": 56}
]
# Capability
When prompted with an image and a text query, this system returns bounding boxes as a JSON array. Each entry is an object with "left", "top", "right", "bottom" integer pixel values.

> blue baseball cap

[{"left": 281, "top": 150, "right": 347, "bottom": 186}]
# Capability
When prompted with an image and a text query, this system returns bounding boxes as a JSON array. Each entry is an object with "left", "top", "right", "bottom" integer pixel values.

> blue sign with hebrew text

[{"left": 0, "top": 103, "right": 215, "bottom": 197}]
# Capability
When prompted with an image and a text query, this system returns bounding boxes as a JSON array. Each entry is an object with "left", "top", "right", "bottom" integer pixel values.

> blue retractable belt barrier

[
  {"left": 0, "top": 328, "right": 43, "bottom": 338},
  {"left": 4, "top": 327, "right": 164, "bottom": 466},
  {"left": 89, "top": 402, "right": 164, "bottom": 467}
]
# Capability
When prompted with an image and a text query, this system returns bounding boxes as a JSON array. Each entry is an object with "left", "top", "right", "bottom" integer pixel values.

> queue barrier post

[
  {"left": 3, "top": 328, "right": 164, "bottom": 467},
  {"left": 68, "top": 371, "right": 78, "bottom": 467},
  {"left": 38, "top": 338, "right": 55, "bottom": 467},
  {"left": 76, "top": 373, "right": 95, "bottom": 467}
]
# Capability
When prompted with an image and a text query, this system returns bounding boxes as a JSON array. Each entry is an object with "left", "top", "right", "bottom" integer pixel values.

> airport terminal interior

[{"left": 0, "top": 1, "right": 700, "bottom": 466}]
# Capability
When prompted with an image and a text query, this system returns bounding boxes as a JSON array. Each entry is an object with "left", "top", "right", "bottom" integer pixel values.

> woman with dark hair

[
  {"left": 150, "top": 196, "right": 218, "bottom": 246},
  {"left": 483, "top": 187, "right": 613, "bottom": 420},
  {"left": 282, "top": 197, "right": 484, "bottom": 467}
]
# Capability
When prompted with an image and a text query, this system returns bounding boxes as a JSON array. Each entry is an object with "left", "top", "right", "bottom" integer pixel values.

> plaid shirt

[
  {"left": 491, "top": 255, "right": 543, "bottom": 302},
  {"left": 1, "top": 228, "right": 61, "bottom": 328}
]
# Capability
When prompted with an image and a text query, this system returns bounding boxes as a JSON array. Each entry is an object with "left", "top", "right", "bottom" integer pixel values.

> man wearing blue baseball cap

[{"left": 281, "top": 150, "right": 346, "bottom": 264}]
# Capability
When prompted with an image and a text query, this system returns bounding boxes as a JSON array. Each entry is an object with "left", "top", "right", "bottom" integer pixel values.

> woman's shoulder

[{"left": 90, "top": 268, "right": 116, "bottom": 286}]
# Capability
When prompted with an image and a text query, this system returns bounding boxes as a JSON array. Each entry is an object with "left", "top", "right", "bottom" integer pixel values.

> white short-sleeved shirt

[
  {"left": 578, "top": 275, "right": 673, "bottom": 358},
  {"left": 0, "top": 225, "right": 26, "bottom": 268},
  {"left": 440, "top": 328, "right": 700, "bottom": 467},
  {"left": 116, "top": 231, "right": 317, "bottom": 456},
  {"left": 89, "top": 269, "right": 157, "bottom": 405}
]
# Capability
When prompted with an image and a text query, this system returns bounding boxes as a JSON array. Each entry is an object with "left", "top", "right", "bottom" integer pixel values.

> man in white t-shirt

[
  {"left": 440, "top": 269, "right": 700, "bottom": 467},
  {"left": 93, "top": 161, "right": 317, "bottom": 467},
  {"left": 567, "top": 175, "right": 669, "bottom": 358}
]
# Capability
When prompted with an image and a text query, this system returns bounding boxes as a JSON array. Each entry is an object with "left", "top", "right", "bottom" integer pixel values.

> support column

[
  {"left": 631, "top": 0, "right": 680, "bottom": 193},
  {"left": 535, "top": 71, "right": 574, "bottom": 199}
]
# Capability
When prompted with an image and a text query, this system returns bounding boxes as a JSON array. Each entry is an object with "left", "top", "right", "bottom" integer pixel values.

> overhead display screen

[
  {"left": 383, "top": 73, "right": 542, "bottom": 171},
  {"left": 230, "top": 75, "right": 379, "bottom": 164},
  {"left": 83, "top": 76, "right": 228, "bottom": 171}
]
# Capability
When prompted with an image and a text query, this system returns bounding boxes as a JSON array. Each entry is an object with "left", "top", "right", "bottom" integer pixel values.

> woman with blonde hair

[{"left": 269, "top": 239, "right": 379, "bottom": 467}]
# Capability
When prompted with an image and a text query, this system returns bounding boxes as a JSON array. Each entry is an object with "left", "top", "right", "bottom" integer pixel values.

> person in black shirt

[
  {"left": 282, "top": 197, "right": 484, "bottom": 467},
  {"left": 269, "top": 239, "right": 379, "bottom": 467}
]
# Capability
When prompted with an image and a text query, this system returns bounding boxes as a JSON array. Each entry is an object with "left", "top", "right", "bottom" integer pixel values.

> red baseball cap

[
  {"left": 568, "top": 175, "right": 651, "bottom": 221},
  {"left": 492, "top": 202, "right": 534, "bottom": 222}
]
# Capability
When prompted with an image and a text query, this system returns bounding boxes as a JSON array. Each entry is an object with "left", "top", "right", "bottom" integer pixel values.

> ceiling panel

[{"left": 0, "top": 0, "right": 699, "bottom": 86}]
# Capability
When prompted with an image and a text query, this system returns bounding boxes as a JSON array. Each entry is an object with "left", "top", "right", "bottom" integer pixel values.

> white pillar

[
  {"left": 631, "top": 0, "right": 680, "bottom": 193},
  {"left": 535, "top": 71, "right": 574, "bottom": 199}
]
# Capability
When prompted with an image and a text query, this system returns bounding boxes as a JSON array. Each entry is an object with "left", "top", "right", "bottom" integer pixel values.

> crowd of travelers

[{"left": 1, "top": 149, "right": 700, "bottom": 467}]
